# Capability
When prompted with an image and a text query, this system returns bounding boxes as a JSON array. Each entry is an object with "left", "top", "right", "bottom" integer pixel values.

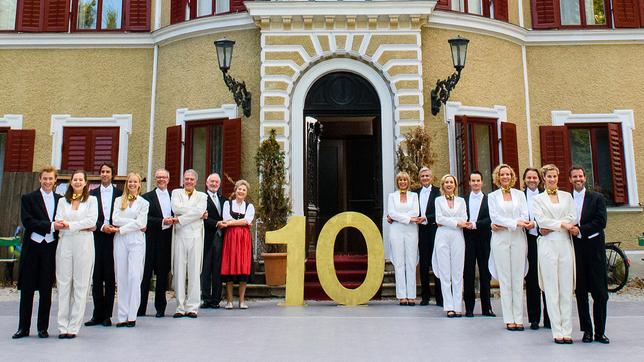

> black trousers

[
  {"left": 463, "top": 233, "right": 492, "bottom": 313},
  {"left": 138, "top": 229, "right": 172, "bottom": 315},
  {"left": 91, "top": 233, "right": 116, "bottom": 321},
  {"left": 18, "top": 240, "right": 56, "bottom": 332},
  {"left": 418, "top": 224, "right": 442, "bottom": 304},
  {"left": 574, "top": 237, "right": 608, "bottom": 336},
  {"left": 525, "top": 233, "right": 550, "bottom": 325},
  {"left": 201, "top": 231, "right": 224, "bottom": 304}
]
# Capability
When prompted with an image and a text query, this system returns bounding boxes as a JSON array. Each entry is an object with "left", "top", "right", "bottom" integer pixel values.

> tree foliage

[
  {"left": 255, "top": 129, "right": 290, "bottom": 253},
  {"left": 395, "top": 127, "right": 436, "bottom": 190}
]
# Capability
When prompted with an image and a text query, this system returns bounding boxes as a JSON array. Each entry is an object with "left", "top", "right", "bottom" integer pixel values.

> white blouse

[
  {"left": 435, "top": 196, "right": 468, "bottom": 229},
  {"left": 112, "top": 196, "right": 150, "bottom": 235},
  {"left": 55, "top": 195, "right": 99, "bottom": 236},
  {"left": 387, "top": 191, "right": 419, "bottom": 224},
  {"left": 223, "top": 200, "right": 255, "bottom": 225},
  {"left": 488, "top": 188, "right": 529, "bottom": 231}
]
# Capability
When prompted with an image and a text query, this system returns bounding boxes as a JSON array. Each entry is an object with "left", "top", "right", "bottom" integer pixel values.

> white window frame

[
  {"left": 50, "top": 114, "right": 132, "bottom": 175},
  {"left": 444, "top": 101, "right": 508, "bottom": 176},
  {"left": 552, "top": 109, "right": 639, "bottom": 207},
  {"left": 0, "top": 114, "right": 22, "bottom": 129}
]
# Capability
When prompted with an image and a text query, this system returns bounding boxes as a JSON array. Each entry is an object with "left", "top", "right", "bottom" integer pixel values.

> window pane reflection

[
  {"left": 102, "top": 0, "right": 123, "bottom": 29},
  {"left": 191, "top": 127, "right": 207, "bottom": 191},
  {"left": 0, "top": 0, "right": 17, "bottom": 30},
  {"left": 77, "top": 0, "right": 98, "bottom": 29},
  {"left": 569, "top": 128, "right": 595, "bottom": 189},
  {"left": 585, "top": 0, "right": 606, "bottom": 25},
  {"left": 474, "top": 124, "right": 493, "bottom": 194},
  {"left": 560, "top": 0, "right": 581, "bottom": 25}
]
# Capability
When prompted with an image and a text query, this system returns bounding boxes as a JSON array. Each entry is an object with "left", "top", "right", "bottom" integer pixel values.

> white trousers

[
  {"left": 435, "top": 235, "right": 464, "bottom": 312},
  {"left": 389, "top": 223, "right": 418, "bottom": 299},
  {"left": 114, "top": 235, "right": 145, "bottom": 323},
  {"left": 56, "top": 233, "right": 94, "bottom": 334},
  {"left": 491, "top": 230, "right": 526, "bottom": 324},
  {"left": 174, "top": 235, "right": 203, "bottom": 314},
  {"left": 538, "top": 233, "right": 574, "bottom": 339}
]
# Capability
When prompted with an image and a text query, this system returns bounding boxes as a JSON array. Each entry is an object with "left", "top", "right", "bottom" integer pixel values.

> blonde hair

[
  {"left": 121, "top": 172, "right": 142, "bottom": 210},
  {"left": 39, "top": 166, "right": 58, "bottom": 178},
  {"left": 439, "top": 174, "right": 459, "bottom": 196},
  {"left": 540, "top": 164, "right": 560, "bottom": 179},
  {"left": 492, "top": 164, "right": 517, "bottom": 188},
  {"left": 395, "top": 171, "right": 411, "bottom": 191}
]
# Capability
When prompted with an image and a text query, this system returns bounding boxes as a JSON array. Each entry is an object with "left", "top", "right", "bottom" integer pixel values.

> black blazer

[
  {"left": 576, "top": 190, "right": 607, "bottom": 244},
  {"left": 413, "top": 185, "right": 441, "bottom": 227},
  {"left": 90, "top": 185, "right": 122, "bottom": 231},
  {"left": 141, "top": 188, "right": 173, "bottom": 240},
  {"left": 204, "top": 190, "right": 225, "bottom": 243},
  {"left": 464, "top": 193, "right": 491, "bottom": 239},
  {"left": 18, "top": 189, "right": 62, "bottom": 289}
]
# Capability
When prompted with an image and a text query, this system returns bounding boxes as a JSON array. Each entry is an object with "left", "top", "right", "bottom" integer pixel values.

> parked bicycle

[{"left": 605, "top": 241, "right": 630, "bottom": 293}]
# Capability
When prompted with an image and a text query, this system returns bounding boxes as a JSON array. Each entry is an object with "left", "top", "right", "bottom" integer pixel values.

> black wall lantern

[
  {"left": 430, "top": 36, "right": 469, "bottom": 116},
  {"left": 214, "top": 38, "right": 252, "bottom": 117}
]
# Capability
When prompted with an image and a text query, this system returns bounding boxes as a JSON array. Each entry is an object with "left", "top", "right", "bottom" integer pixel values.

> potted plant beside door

[{"left": 255, "top": 129, "right": 291, "bottom": 286}]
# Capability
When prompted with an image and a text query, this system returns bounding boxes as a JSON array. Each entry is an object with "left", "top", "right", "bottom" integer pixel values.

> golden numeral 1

[{"left": 265, "top": 216, "right": 306, "bottom": 306}]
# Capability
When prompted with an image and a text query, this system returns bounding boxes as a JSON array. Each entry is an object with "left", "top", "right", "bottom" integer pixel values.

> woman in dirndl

[{"left": 220, "top": 179, "right": 255, "bottom": 310}]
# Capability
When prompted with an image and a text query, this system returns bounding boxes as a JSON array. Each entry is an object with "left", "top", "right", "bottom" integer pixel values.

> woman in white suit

[
  {"left": 112, "top": 172, "right": 149, "bottom": 327},
  {"left": 55, "top": 170, "right": 98, "bottom": 339},
  {"left": 387, "top": 171, "right": 420, "bottom": 305},
  {"left": 532, "top": 164, "right": 577, "bottom": 344},
  {"left": 432, "top": 174, "right": 470, "bottom": 317},
  {"left": 488, "top": 164, "right": 531, "bottom": 331}
]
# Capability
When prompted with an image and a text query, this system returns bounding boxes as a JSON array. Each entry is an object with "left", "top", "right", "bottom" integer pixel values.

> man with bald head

[{"left": 201, "top": 173, "right": 225, "bottom": 308}]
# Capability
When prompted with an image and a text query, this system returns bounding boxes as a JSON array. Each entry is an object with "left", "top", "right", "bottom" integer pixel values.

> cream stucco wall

[
  {"left": 526, "top": 44, "right": 644, "bottom": 248},
  {"left": 0, "top": 48, "right": 153, "bottom": 176},
  {"left": 153, "top": 29, "right": 261, "bottom": 192}
]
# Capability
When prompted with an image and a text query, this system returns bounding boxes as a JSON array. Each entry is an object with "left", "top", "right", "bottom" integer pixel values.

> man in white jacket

[{"left": 171, "top": 169, "right": 208, "bottom": 318}]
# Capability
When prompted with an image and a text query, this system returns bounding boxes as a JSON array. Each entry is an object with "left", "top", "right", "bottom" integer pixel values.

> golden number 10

[{"left": 265, "top": 212, "right": 385, "bottom": 306}]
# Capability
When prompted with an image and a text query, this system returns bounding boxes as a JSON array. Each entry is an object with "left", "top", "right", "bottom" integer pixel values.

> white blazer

[
  {"left": 112, "top": 196, "right": 150, "bottom": 235},
  {"left": 387, "top": 191, "right": 419, "bottom": 224},
  {"left": 488, "top": 188, "right": 529, "bottom": 231},
  {"left": 171, "top": 189, "right": 208, "bottom": 237},
  {"left": 55, "top": 196, "right": 98, "bottom": 237}
]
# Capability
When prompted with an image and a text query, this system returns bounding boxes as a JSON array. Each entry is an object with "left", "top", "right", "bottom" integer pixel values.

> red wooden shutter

[
  {"left": 16, "top": 0, "right": 44, "bottom": 32},
  {"left": 61, "top": 128, "right": 90, "bottom": 172},
  {"left": 501, "top": 122, "right": 520, "bottom": 176},
  {"left": 221, "top": 118, "right": 241, "bottom": 197},
  {"left": 170, "top": 0, "right": 188, "bottom": 24},
  {"left": 43, "top": 0, "right": 70, "bottom": 32},
  {"left": 435, "top": 0, "right": 450, "bottom": 10},
  {"left": 531, "top": 0, "right": 559, "bottom": 29},
  {"left": 494, "top": 0, "right": 509, "bottom": 21},
  {"left": 165, "top": 125, "right": 182, "bottom": 191},
  {"left": 4, "top": 129, "right": 36, "bottom": 172},
  {"left": 607, "top": 123, "right": 628, "bottom": 204},
  {"left": 229, "top": 0, "right": 247, "bottom": 13},
  {"left": 91, "top": 128, "right": 119, "bottom": 174},
  {"left": 125, "top": 0, "right": 150, "bottom": 31},
  {"left": 613, "top": 0, "right": 641, "bottom": 28},
  {"left": 539, "top": 125, "right": 572, "bottom": 191},
  {"left": 641, "top": 0, "right": 644, "bottom": 28}
]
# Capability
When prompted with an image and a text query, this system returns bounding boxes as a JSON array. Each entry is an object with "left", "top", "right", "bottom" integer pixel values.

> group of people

[
  {"left": 387, "top": 164, "right": 609, "bottom": 344},
  {"left": 13, "top": 163, "right": 255, "bottom": 340}
]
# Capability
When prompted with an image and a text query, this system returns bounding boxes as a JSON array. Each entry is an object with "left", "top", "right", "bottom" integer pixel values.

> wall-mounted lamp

[
  {"left": 430, "top": 36, "right": 470, "bottom": 116},
  {"left": 214, "top": 38, "right": 252, "bottom": 117}
]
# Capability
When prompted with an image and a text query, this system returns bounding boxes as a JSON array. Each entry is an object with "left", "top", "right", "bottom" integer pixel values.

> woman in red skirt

[{"left": 220, "top": 180, "right": 255, "bottom": 309}]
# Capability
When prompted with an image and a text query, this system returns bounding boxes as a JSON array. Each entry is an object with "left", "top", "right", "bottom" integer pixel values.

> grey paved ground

[{"left": 1, "top": 297, "right": 642, "bottom": 361}]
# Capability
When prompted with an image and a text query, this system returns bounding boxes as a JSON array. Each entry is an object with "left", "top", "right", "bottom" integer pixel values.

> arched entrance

[{"left": 304, "top": 71, "right": 382, "bottom": 255}]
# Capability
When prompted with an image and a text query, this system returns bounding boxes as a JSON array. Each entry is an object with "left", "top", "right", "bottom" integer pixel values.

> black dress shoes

[
  {"left": 554, "top": 338, "right": 565, "bottom": 344},
  {"left": 58, "top": 334, "right": 67, "bottom": 339},
  {"left": 594, "top": 335, "right": 610, "bottom": 344},
  {"left": 186, "top": 312, "right": 198, "bottom": 318},
  {"left": 84, "top": 319, "right": 100, "bottom": 327},
  {"left": 420, "top": 299, "right": 429, "bottom": 306},
  {"left": 482, "top": 310, "right": 496, "bottom": 317},
  {"left": 582, "top": 331, "right": 593, "bottom": 343},
  {"left": 38, "top": 330, "right": 49, "bottom": 338},
  {"left": 116, "top": 322, "right": 128, "bottom": 328},
  {"left": 173, "top": 312, "right": 184, "bottom": 318},
  {"left": 12, "top": 329, "right": 29, "bottom": 339},
  {"left": 126, "top": 321, "right": 136, "bottom": 328},
  {"left": 530, "top": 322, "right": 539, "bottom": 330},
  {"left": 101, "top": 319, "right": 112, "bottom": 327},
  {"left": 465, "top": 311, "right": 474, "bottom": 318},
  {"left": 58, "top": 333, "right": 76, "bottom": 339},
  {"left": 212, "top": 303, "right": 220, "bottom": 309},
  {"left": 155, "top": 312, "right": 165, "bottom": 318},
  {"left": 67, "top": 334, "right": 76, "bottom": 339}
]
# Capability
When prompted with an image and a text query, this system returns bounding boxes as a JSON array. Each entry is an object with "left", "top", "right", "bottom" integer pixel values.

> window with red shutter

[
  {"left": 500, "top": 122, "right": 519, "bottom": 175},
  {"left": 16, "top": 0, "right": 44, "bottom": 32},
  {"left": 229, "top": 0, "right": 247, "bottom": 13},
  {"left": 165, "top": 125, "right": 182, "bottom": 191},
  {"left": 170, "top": 0, "right": 189, "bottom": 24},
  {"left": 124, "top": 0, "right": 150, "bottom": 31},
  {"left": 61, "top": 127, "right": 119, "bottom": 174},
  {"left": 3, "top": 129, "right": 36, "bottom": 172},
  {"left": 539, "top": 125, "right": 572, "bottom": 191},
  {"left": 221, "top": 118, "right": 241, "bottom": 196},
  {"left": 44, "top": 0, "right": 70, "bottom": 32},
  {"left": 531, "top": 0, "right": 559, "bottom": 29},
  {"left": 613, "top": 0, "right": 641, "bottom": 28},
  {"left": 435, "top": 0, "right": 451, "bottom": 10},
  {"left": 455, "top": 116, "right": 499, "bottom": 194},
  {"left": 493, "top": 0, "right": 509, "bottom": 21},
  {"left": 607, "top": 123, "right": 628, "bottom": 204}
]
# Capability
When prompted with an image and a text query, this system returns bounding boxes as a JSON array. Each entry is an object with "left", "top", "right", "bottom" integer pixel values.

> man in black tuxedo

[
  {"left": 522, "top": 167, "right": 550, "bottom": 330},
  {"left": 85, "top": 162, "right": 122, "bottom": 327},
  {"left": 463, "top": 171, "right": 494, "bottom": 317},
  {"left": 201, "top": 173, "right": 225, "bottom": 308},
  {"left": 13, "top": 166, "right": 63, "bottom": 339},
  {"left": 138, "top": 169, "right": 174, "bottom": 317},
  {"left": 414, "top": 167, "right": 442, "bottom": 306},
  {"left": 569, "top": 166, "right": 609, "bottom": 344}
]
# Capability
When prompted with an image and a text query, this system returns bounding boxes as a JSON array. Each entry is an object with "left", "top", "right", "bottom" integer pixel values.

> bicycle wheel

[{"left": 606, "top": 245, "right": 629, "bottom": 293}]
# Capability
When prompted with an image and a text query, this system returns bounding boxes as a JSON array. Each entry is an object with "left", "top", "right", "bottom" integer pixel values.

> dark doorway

[{"left": 304, "top": 72, "right": 382, "bottom": 255}]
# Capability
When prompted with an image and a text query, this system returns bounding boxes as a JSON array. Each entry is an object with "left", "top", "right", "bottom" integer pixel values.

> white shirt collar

[
  {"left": 526, "top": 187, "right": 539, "bottom": 195},
  {"left": 470, "top": 191, "right": 483, "bottom": 198},
  {"left": 100, "top": 184, "right": 113, "bottom": 192},
  {"left": 157, "top": 187, "right": 168, "bottom": 194},
  {"left": 40, "top": 188, "right": 53, "bottom": 197},
  {"left": 573, "top": 187, "right": 586, "bottom": 198}
]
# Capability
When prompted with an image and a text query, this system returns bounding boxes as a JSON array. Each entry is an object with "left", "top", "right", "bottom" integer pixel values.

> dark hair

[
  {"left": 39, "top": 165, "right": 58, "bottom": 178},
  {"left": 64, "top": 170, "right": 90, "bottom": 203},
  {"left": 469, "top": 170, "right": 483, "bottom": 180},
  {"left": 522, "top": 167, "right": 543, "bottom": 189},
  {"left": 99, "top": 162, "right": 116, "bottom": 177},
  {"left": 569, "top": 165, "right": 585, "bottom": 177}
]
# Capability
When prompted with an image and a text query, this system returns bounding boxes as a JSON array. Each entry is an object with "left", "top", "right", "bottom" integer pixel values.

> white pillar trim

[{"left": 50, "top": 114, "right": 132, "bottom": 175}]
